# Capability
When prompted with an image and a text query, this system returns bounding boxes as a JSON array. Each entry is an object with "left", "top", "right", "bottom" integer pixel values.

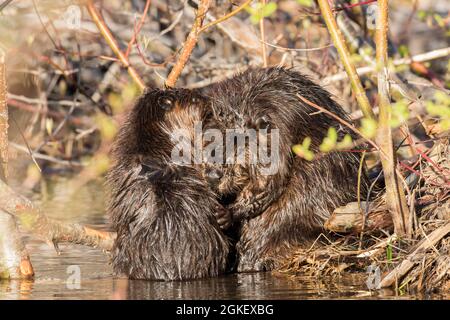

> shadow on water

[{"left": 0, "top": 177, "right": 441, "bottom": 300}]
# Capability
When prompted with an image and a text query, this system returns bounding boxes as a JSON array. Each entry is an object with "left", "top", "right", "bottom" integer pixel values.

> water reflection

[{"left": 0, "top": 177, "right": 442, "bottom": 300}]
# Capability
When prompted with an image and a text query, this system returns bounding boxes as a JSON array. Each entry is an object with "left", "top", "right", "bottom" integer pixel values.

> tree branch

[
  {"left": 165, "top": 0, "right": 211, "bottom": 88},
  {"left": 317, "top": 0, "right": 375, "bottom": 120},
  {"left": 0, "top": 51, "right": 34, "bottom": 279},
  {"left": 375, "top": 0, "right": 411, "bottom": 238},
  {"left": 86, "top": 0, "right": 146, "bottom": 91}
]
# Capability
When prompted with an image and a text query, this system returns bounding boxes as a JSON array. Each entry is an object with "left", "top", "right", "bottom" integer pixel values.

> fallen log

[{"left": 324, "top": 201, "right": 393, "bottom": 233}]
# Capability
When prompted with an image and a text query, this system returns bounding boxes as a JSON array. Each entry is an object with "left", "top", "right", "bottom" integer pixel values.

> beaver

[
  {"left": 199, "top": 67, "right": 370, "bottom": 272},
  {"left": 106, "top": 88, "right": 232, "bottom": 280},
  {"left": 108, "top": 67, "right": 369, "bottom": 278}
]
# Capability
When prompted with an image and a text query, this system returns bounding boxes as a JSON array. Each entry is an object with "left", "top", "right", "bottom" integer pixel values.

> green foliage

[
  {"left": 108, "top": 83, "right": 140, "bottom": 114},
  {"left": 246, "top": 2, "right": 277, "bottom": 24},
  {"left": 336, "top": 134, "right": 353, "bottom": 150},
  {"left": 95, "top": 113, "right": 118, "bottom": 142},
  {"left": 320, "top": 128, "right": 354, "bottom": 152},
  {"left": 390, "top": 100, "right": 410, "bottom": 128},
  {"left": 398, "top": 45, "right": 409, "bottom": 58},
  {"left": 360, "top": 117, "right": 377, "bottom": 139},
  {"left": 417, "top": 10, "right": 427, "bottom": 21},
  {"left": 433, "top": 14, "right": 445, "bottom": 28},
  {"left": 386, "top": 240, "right": 393, "bottom": 263},
  {"left": 319, "top": 127, "right": 338, "bottom": 152},
  {"left": 296, "top": 0, "right": 313, "bottom": 7},
  {"left": 426, "top": 91, "right": 450, "bottom": 130},
  {"left": 293, "top": 137, "right": 315, "bottom": 161}
]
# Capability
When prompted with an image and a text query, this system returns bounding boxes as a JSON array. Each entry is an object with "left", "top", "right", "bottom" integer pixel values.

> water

[{"left": 0, "top": 177, "right": 442, "bottom": 300}]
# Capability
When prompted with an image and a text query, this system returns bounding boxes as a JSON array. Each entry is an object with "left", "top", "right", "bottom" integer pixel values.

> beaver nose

[{"left": 205, "top": 168, "right": 223, "bottom": 185}]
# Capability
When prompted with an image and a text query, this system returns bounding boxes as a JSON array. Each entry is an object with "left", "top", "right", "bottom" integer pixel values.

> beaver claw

[{"left": 214, "top": 204, "right": 232, "bottom": 230}]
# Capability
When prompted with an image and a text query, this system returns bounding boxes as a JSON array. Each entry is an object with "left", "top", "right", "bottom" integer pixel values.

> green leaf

[
  {"left": 417, "top": 10, "right": 427, "bottom": 21},
  {"left": 390, "top": 100, "right": 410, "bottom": 128},
  {"left": 297, "top": 0, "right": 313, "bottom": 7},
  {"left": 336, "top": 134, "right": 353, "bottom": 150},
  {"left": 386, "top": 241, "right": 393, "bottom": 263},
  {"left": 398, "top": 45, "right": 409, "bottom": 58},
  {"left": 319, "top": 127, "right": 338, "bottom": 152},
  {"left": 246, "top": 2, "right": 278, "bottom": 24},
  {"left": 360, "top": 118, "right": 377, "bottom": 139},
  {"left": 293, "top": 137, "right": 315, "bottom": 161},
  {"left": 262, "top": 2, "right": 277, "bottom": 16},
  {"left": 425, "top": 92, "right": 450, "bottom": 131}
]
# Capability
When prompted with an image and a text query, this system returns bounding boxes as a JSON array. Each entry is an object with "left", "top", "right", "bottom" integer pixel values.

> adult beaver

[
  {"left": 108, "top": 67, "right": 369, "bottom": 278},
  {"left": 199, "top": 67, "right": 370, "bottom": 272},
  {"left": 107, "top": 88, "right": 231, "bottom": 280}
]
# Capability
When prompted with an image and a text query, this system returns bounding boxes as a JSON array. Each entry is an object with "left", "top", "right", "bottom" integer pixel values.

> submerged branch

[{"left": 0, "top": 179, "right": 115, "bottom": 252}]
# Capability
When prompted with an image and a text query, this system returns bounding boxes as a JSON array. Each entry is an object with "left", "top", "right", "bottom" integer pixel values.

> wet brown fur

[
  {"left": 107, "top": 67, "right": 370, "bottom": 278},
  {"left": 199, "top": 67, "right": 370, "bottom": 272},
  {"left": 107, "top": 88, "right": 230, "bottom": 280}
]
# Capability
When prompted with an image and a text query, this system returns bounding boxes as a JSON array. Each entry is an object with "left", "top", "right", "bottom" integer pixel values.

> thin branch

[
  {"left": 125, "top": 0, "right": 152, "bottom": 58},
  {"left": 165, "top": 0, "right": 211, "bottom": 88},
  {"left": 317, "top": 0, "right": 375, "bottom": 120},
  {"left": 0, "top": 52, "right": 7, "bottom": 179},
  {"left": 86, "top": 0, "right": 146, "bottom": 91},
  {"left": 261, "top": 41, "right": 333, "bottom": 52},
  {"left": 375, "top": 0, "right": 411, "bottom": 238},
  {"left": 199, "top": 0, "right": 252, "bottom": 33},
  {"left": 259, "top": 0, "right": 268, "bottom": 67},
  {"left": 323, "top": 46, "right": 450, "bottom": 83}
]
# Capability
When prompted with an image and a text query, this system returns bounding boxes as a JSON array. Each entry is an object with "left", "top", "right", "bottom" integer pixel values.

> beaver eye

[
  {"left": 191, "top": 96, "right": 199, "bottom": 104},
  {"left": 158, "top": 96, "right": 174, "bottom": 111}
]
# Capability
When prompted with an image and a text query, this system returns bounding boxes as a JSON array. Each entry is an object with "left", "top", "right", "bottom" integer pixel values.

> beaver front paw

[{"left": 214, "top": 204, "right": 232, "bottom": 230}]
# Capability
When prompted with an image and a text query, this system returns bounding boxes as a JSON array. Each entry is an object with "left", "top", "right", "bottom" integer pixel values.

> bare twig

[
  {"left": 125, "top": 0, "right": 151, "bottom": 58},
  {"left": 317, "top": 0, "right": 375, "bottom": 120},
  {"left": 259, "top": 0, "right": 268, "bottom": 67},
  {"left": 323, "top": 46, "right": 450, "bottom": 83},
  {"left": 261, "top": 41, "right": 333, "bottom": 52},
  {"left": 375, "top": 0, "right": 411, "bottom": 238},
  {"left": 199, "top": 0, "right": 252, "bottom": 33},
  {"left": 165, "top": 0, "right": 211, "bottom": 87},
  {"left": 86, "top": 0, "right": 146, "bottom": 91},
  {"left": 0, "top": 53, "right": 7, "bottom": 179}
]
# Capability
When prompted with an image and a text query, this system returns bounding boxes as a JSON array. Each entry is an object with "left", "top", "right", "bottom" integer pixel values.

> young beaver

[
  {"left": 199, "top": 67, "right": 370, "bottom": 272},
  {"left": 107, "top": 88, "right": 231, "bottom": 280}
]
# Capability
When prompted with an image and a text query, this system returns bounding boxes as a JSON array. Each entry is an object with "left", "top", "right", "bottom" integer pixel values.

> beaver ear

[{"left": 157, "top": 95, "right": 174, "bottom": 111}]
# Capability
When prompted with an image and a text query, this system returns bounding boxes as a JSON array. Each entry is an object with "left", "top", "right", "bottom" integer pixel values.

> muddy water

[{"left": 0, "top": 177, "right": 440, "bottom": 300}]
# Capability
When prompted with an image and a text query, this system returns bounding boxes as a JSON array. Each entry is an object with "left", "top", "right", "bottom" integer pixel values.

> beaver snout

[{"left": 205, "top": 167, "right": 223, "bottom": 186}]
